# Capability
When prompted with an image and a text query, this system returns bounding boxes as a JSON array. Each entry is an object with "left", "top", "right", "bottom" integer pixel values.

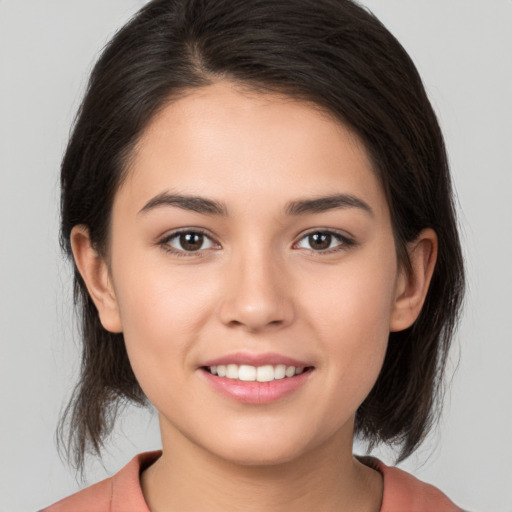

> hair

[{"left": 57, "top": 0, "right": 465, "bottom": 474}]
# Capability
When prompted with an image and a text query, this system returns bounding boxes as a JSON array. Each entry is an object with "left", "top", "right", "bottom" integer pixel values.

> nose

[{"left": 217, "top": 248, "right": 295, "bottom": 333}]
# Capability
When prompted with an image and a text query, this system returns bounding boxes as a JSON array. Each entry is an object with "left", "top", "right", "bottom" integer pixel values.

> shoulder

[
  {"left": 39, "top": 477, "right": 112, "bottom": 512},
  {"left": 359, "top": 456, "right": 464, "bottom": 512},
  {"left": 40, "top": 451, "right": 162, "bottom": 512}
]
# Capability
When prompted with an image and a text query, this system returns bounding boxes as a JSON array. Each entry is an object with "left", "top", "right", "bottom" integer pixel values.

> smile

[
  {"left": 201, "top": 360, "right": 314, "bottom": 404},
  {"left": 206, "top": 364, "right": 306, "bottom": 382}
]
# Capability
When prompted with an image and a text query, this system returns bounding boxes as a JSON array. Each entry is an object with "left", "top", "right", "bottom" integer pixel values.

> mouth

[
  {"left": 202, "top": 364, "right": 313, "bottom": 383},
  {"left": 199, "top": 353, "right": 315, "bottom": 404}
]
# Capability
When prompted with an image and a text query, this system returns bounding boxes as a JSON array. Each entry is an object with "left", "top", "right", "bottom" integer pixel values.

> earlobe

[
  {"left": 70, "top": 225, "right": 123, "bottom": 333},
  {"left": 390, "top": 228, "right": 438, "bottom": 332}
]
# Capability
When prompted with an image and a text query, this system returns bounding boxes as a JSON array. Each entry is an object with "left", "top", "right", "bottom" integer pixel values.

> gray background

[{"left": 1, "top": 1, "right": 511, "bottom": 511}]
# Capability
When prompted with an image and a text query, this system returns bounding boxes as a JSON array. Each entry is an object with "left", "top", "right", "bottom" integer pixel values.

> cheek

[
  {"left": 300, "top": 252, "right": 397, "bottom": 401},
  {"left": 110, "top": 255, "right": 219, "bottom": 386},
  {"left": 305, "top": 253, "right": 396, "bottom": 339}
]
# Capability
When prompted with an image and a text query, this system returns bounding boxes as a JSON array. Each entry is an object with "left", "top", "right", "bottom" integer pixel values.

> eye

[
  {"left": 295, "top": 230, "right": 354, "bottom": 253},
  {"left": 160, "top": 229, "right": 219, "bottom": 255}
]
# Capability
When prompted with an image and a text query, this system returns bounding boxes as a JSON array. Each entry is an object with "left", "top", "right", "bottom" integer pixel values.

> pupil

[
  {"left": 310, "top": 232, "right": 331, "bottom": 250},
  {"left": 180, "top": 232, "right": 203, "bottom": 251}
]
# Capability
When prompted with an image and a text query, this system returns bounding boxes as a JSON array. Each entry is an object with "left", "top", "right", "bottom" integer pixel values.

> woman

[{"left": 41, "top": 0, "right": 466, "bottom": 510}]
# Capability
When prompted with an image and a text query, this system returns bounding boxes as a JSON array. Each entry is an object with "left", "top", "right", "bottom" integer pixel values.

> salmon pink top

[{"left": 41, "top": 450, "right": 464, "bottom": 512}]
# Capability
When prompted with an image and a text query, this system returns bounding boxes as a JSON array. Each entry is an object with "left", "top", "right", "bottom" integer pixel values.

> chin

[
  {"left": 217, "top": 442, "right": 307, "bottom": 467},
  {"left": 199, "top": 424, "right": 324, "bottom": 468}
]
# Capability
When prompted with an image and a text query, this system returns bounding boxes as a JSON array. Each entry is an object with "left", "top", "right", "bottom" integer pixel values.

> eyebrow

[
  {"left": 139, "top": 192, "right": 228, "bottom": 216},
  {"left": 138, "top": 192, "right": 373, "bottom": 217},
  {"left": 285, "top": 194, "right": 373, "bottom": 217}
]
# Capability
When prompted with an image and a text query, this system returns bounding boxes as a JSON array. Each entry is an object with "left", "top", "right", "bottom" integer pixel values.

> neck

[{"left": 141, "top": 417, "right": 383, "bottom": 512}]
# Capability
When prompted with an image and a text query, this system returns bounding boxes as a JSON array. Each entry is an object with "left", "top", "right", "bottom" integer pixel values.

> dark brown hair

[{"left": 58, "top": 0, "right": 465, "bottom": 474}]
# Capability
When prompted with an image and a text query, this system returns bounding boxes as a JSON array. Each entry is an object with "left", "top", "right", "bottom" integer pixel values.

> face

[{"left": 86, "top": 82, "right": 413, "bottom": 465}]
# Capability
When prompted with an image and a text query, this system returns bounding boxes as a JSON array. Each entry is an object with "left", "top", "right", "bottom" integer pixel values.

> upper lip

[{"left": 201, "top": 352, "right": 313, "bottom": 368}]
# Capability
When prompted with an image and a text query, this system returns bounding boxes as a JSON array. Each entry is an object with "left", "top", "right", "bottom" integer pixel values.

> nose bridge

[{"left": 218, "top": 238, "right": 294, "bottom": 331}]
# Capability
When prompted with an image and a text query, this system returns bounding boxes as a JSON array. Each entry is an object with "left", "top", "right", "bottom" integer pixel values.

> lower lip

[{"left": 200, "top": 368, "right": 313, "bottom": 404}]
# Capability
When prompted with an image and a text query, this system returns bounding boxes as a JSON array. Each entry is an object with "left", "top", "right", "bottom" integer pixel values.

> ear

[
  {"left": 70, "top": 225, "right": 123, "bottom": 333},
  {"left": 390, "top": 228, "right": 438, "bottom": 332}
]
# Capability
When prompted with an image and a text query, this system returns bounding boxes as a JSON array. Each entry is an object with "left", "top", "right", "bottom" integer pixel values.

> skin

[{"left": 71, "top": 81, "right": 437, "bottom": 512}]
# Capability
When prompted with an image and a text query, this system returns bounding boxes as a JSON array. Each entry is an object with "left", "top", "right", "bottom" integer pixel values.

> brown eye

[
  {"left": 295, "top": 230, "right": 353, "bottom": 253},
  {"left": 179, "top": 232, "right": 204, "bottom": 251},
  {"left": 164, "top": 230, "right": 216, "bottom": 253},
  {"left": 308, "top": 232, "right": 332, "bottom": 250}
]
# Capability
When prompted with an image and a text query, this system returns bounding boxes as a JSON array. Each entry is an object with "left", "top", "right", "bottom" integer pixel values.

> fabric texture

[{"left": 41, "top": 450, "right": 464, "bottom": 512}]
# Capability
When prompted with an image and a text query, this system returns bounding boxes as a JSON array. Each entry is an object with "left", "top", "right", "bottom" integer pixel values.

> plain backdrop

[{"left": 1, "top": 1, "right": 511, "bottom": 511}]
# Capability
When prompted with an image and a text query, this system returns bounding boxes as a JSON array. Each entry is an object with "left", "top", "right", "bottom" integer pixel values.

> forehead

[{"left": 119, "top": 81, "right": 387, "bottom": 219}]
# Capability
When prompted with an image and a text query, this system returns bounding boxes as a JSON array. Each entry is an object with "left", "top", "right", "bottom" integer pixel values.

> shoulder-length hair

[{"left": 58, "top": 0, "right": 465, "bottom": 473}]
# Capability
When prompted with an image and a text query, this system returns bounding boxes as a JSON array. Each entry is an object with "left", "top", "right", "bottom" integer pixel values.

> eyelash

[
  {"left": 294, "top": 230, "right": 356, "bottom": 254},
  {"left": 159, "top": 228, "right": 217, "bottom": 258},
  {"left": 158, "top": 228, "right": 355, "bottom": 258}
]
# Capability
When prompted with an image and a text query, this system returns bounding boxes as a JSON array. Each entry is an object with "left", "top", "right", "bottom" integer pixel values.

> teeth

[
  {"left": 274, "top": 364, "right": 286, "bottom": 379},
  {"left": 239, "top": 365, "right": 257, "bottom": 381},
  {"left": 226, "top": 364, "right": 238, "bottom": 379},
  {"left": 207, "top": 364, "right": 306, "bottom": 382},
  {"left": 256, "top": 365, "right": 274, "bottom": 382},
  {"left": 285, "top": 366, "right": 296, "bottom": 378}
]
